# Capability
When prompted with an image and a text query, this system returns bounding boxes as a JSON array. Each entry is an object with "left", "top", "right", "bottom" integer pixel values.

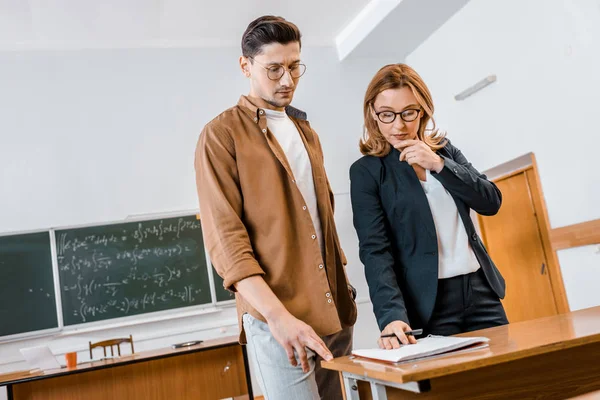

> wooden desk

[
  {"left": 323, "top": 306, "right": 600, "bottom": 400},
  {"left": 0, "top": 336, "right": 253, "bottom": 400}
]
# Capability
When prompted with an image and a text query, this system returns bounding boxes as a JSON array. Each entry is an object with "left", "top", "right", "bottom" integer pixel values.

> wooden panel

[
  {"left": 550, "top": 219, "right": 600, "bottom": 251},
  {"left": 12, "top": 346, "right": 247, "bottom": 400},
  {"left": 478, "top": 171, "right": 558, "bottom": 322},
  {"left": 356, "top": 341, "right": 600, "bottom": 399},
  {"left": 480, "top": 153, "right": 569, "bottom": 314},
  {"left": 321, "top": 306, "right": 600, "bottom": 384},
  {"left": 525, "top": 164, "right": 570, "bottom": 314}
]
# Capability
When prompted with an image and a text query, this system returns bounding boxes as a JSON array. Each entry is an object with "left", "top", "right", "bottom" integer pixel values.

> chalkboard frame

[{"left": 0, "top": 229, "right": 61, "bottom": 343}]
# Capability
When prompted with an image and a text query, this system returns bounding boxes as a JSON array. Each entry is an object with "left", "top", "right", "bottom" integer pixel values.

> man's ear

[{"left": 239, "top": 56, "right": 251, "bottom": 77}]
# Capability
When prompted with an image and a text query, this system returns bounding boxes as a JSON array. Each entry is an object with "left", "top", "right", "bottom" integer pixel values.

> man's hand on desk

[
  {"left": 266, "top": 310, "right": 333, "bottom": 373},
  {"left": 379, "top": 320, "right": 418, "bottom": 349},
  {"left": 233, "top": 275, "right": 333, "bottom": 372}
]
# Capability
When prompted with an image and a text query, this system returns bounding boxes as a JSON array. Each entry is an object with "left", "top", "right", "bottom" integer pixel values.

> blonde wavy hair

[{"left": 360, "top": 63, "right": 447, "bottom": 157}]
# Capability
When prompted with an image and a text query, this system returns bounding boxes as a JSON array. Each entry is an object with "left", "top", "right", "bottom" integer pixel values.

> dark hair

[{"left": 241, "top": 16, "right": 302, "bottom": 58}]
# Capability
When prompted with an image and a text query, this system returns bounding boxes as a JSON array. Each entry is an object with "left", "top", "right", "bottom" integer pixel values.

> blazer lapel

[{"left": 387, "top": 149, "right": 438, "bottom": 241}]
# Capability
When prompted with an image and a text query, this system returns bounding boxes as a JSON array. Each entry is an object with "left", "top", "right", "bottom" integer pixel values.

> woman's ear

[{"left": 370, "top": 104, "right": 378, "bottom": 121}]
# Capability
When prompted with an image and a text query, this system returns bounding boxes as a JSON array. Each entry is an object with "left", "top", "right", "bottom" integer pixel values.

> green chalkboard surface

[
  {"left": 56, "top": 215, "right": 212, "bottom": 326},
  {"left": 212, "top": 265, "right": 235, "bottom": 302},
  {"left": 0, "top": 232, "right": 58, "bottom": 337}
]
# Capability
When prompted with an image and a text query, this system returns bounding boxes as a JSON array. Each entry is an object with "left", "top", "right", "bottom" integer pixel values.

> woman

[{"left": 350, "top": 64, "right": 508, "bottom": 350}]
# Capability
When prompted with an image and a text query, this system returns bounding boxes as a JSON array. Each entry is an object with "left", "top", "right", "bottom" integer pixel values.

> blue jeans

[{"left": 243, "top": 313, "right": 352, "bottom": 400}]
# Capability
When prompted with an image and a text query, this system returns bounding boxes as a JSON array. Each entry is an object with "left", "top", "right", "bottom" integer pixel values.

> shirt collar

[{"left": 237, "top": 95, "right": 308, "bottom": 123}]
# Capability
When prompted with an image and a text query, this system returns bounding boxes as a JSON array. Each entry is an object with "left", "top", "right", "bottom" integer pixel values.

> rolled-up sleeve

[{"left": 195, "top": 123, "right": 265, "bottom": 291}]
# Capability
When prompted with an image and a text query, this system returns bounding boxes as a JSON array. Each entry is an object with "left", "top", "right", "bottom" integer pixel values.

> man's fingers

[
  {"left": 283, "top": 344, "right": 298, "bottom": 367},
  {"left": 301, "top": 328, "right": 332, "bottom": 360},
  {"left": 306, "top": 336, "right": 332, "bottom": 361},
  {"left": 284, "top": 344, "right": 297, "bottom": 367},
  {"left": 390, "top": 336, "right": 401, "bottom": 349},
  {"left": 312, "top": 334, "right": 329, "bottom": 353},
  {"left": 377, "top": 338, "right": 384, "bottom": 349},
  {"left": 294, "top": 342, "right": 309, "bottom": 373},
  {"left": 409, "top": 335, "right": 418, "bottom": 344}
]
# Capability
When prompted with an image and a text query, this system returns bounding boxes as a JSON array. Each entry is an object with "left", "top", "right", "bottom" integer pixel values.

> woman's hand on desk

[
  {"left": 267, "top": 310, "right": 333, "bottom": 373},
  {"left": 395, "top": 140, "right": 444, "bottom": 173},
  {"left": 379, "top": 321, "right": 418, "bottom": 349}
]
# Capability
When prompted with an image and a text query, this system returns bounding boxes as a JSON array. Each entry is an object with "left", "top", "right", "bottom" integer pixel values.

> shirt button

[
  {"left": 318, "top": 264, "right": 324, "bottom": 269},
  {"left": 302, "top": 206, "right": 307, "bottom": 210},
  {"left": 259, "top": 110, "right": 264, "bottom": 115},
  {"left": 472, "top": 233, "right": 477, "bottom": 241},
  {"left": 291, "top": 179, "right": 296, "bottom": 183},
  {"left": 311, "top": 235, "right": 316, "bottom": 240},
  {"left": 262, "top": 128, "right": 267, "bottom": 133},
  {"left": 326, "top": 292, "right": 331, "bottom": 298},
  {"left": 327, "top": 299, "right": 332, "bottom": 304},
  {"left": 453, "top": 168, "right": 458, "bottom": 173}
]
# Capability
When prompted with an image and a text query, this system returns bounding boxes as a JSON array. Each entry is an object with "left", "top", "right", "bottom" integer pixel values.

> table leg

[
  {"left": 371, "top": 382, "right": 388, "bottom": 400},
  {"left": 341, "top": 372, "right": 430, "bottom": 399},
  {"left": 241, "top": 345, "right": 254, "bottom": 400},
  {"left": 342, "top": 373, "right": 361, "bottom": 400}
]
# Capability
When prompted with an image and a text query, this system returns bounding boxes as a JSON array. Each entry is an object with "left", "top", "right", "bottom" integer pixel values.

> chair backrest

[{"left": 89, "top": 334, "right": 134, "bottom": 360}]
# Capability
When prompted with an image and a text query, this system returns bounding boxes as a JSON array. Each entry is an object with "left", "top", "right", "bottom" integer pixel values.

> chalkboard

[
  {"left": 56, "top": 215, "right": 212, "bottom": 326},
  {"left": 212, "top": 265, "right": 235, "bottom": 302},
  {"left": 0, "top": 232, "right": 58, "bottom": 337}
]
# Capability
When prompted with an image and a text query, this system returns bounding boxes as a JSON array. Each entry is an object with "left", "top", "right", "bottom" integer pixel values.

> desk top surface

[
  {"left": 323, "top": 306, "right": 600, "bottom": 384},
  {"left": 0, "top": 335, "right": 240, "bottom": 386}
]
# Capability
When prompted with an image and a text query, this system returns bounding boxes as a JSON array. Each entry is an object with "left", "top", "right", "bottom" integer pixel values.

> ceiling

[
  {"left": 0, "top": 0, "right": 470, "bottom": 59},
  {"left": 0, "top": 0, "right": 370, "bottom": 50}
]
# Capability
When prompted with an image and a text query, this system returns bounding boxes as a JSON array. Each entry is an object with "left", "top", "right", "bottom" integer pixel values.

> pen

[{"left": 380, "top": 329, "right": 423, "bottom": 338}]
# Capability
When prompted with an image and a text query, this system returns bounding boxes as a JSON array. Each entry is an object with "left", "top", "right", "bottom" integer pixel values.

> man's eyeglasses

[
  {"left": 374, "top": 107, "right": 421, "bottom": 124},
  {"left": 249, "top": 57, "right": 307, "bottom": 81}
]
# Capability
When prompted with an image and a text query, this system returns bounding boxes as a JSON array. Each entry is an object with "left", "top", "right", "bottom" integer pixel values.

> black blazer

[{"left": 349, "top": 140, "right": 506, "bottom": 331}]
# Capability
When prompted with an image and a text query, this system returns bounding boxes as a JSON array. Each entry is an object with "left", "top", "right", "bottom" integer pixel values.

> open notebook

[{"left": 352, "top": 335, "right": 490, "bottom": 363}]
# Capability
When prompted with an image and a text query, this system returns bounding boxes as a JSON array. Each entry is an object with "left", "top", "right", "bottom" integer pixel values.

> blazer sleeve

[
  {"left": 350, "top": 162, "right": 409, "bottom": 330},
  {"left": 432, "top": 140, "right": 502, "bottom": 215}
]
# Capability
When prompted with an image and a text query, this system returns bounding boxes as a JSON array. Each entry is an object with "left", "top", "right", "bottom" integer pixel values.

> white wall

[
  {"left": 8, "top": 2, "right": 600, "bottom": 394},
  {"left": 0, "top": 46, "right": 384, "bottom": 398},
  {"left": 405, "top": 0, "right": 600, "bottom": 310}
]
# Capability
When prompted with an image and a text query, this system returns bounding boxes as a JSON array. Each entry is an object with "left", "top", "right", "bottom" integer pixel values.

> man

[{"left": 194, "top": 15, "right": 357, "bottom": 400}]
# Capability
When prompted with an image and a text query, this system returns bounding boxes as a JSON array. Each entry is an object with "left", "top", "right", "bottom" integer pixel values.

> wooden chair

[{"left": 89, "top": 334, "right": 135, "bottom": 359}]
